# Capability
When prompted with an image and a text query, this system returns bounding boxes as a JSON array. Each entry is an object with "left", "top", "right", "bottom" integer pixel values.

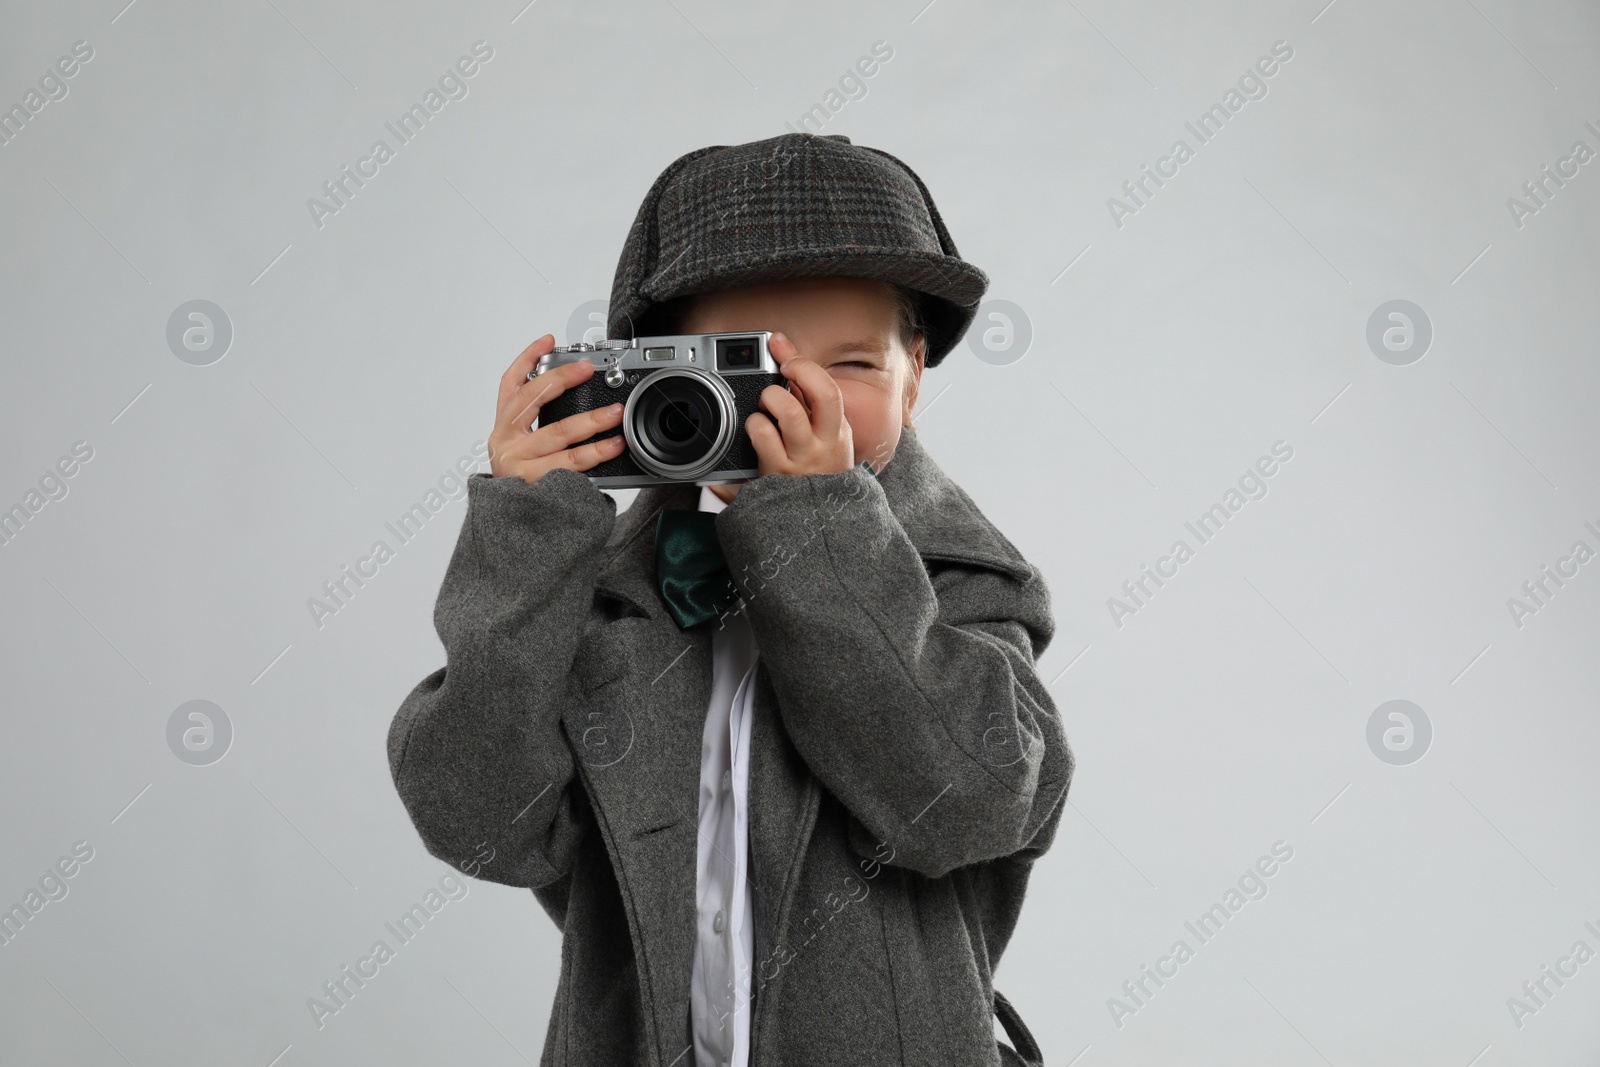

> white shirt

[{"left": 689, "top": 484, "right": 759, "bottom": 1067}]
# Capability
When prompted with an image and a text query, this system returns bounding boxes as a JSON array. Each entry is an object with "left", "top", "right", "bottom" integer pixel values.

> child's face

[{"left": 679, "top": 276, "right": 924, "bottom": 473}]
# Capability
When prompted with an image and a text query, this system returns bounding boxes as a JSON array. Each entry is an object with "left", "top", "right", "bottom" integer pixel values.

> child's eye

[{"left": 835, "top": 361, "right": 875, "bottom": 369}]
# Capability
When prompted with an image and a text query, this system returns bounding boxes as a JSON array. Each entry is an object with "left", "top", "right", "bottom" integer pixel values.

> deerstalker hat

[{"left": 606, "top": 132, "right": 988, "bottom": 369}]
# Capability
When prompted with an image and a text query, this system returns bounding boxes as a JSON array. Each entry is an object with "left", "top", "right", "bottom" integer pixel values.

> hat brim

[{"left": 614, "top": 247, "right": 986, "bottom": 368}]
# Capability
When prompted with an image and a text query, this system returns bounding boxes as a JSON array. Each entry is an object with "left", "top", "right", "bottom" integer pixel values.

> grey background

[{"left": 2, "top": 0, "right": 1597, "bottom": 1063}]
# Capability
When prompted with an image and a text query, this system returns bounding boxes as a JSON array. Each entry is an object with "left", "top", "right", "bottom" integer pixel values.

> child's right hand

[{"left": 487, "top": 334, "right": 629, "bottom": 484}]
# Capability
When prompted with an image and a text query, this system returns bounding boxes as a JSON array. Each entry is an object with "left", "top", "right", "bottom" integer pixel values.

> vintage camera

[{"left": 529, "top": 332, "right": 785, "bottom": 488}]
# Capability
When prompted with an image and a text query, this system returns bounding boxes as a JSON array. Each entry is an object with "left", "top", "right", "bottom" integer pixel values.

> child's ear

[{"left": 901, "top": 338, "right": 926, "bottom": 426}]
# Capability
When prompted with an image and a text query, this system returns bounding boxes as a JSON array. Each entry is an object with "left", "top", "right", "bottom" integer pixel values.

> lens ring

[
  {"left": 630, "top": 375, "right": 727, "bottom": 471},
  {"left": 621, "top": 369, "right": 736, "bottom": 480}
]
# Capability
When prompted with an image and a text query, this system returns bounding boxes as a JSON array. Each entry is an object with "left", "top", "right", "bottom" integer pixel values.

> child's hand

[
  {"left": 747, "top": 331, "right": 855, "bottom": 480},
  {"left": 487, "top": 334, "right": 628, "bottom": 484}
]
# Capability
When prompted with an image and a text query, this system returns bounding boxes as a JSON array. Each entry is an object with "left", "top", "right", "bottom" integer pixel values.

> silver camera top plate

[{"left": 529, "top": 331, "right": 778, "bottom": 380}]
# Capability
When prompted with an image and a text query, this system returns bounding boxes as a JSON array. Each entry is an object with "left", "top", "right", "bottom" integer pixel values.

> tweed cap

[{"left": 607, "top": 132, "right": 988, "bottom": 369}]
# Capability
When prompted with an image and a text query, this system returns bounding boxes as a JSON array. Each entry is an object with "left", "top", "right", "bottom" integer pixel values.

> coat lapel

[
  {"left": 580, "top": 480, "right": 708, "bottom": 1065},
  {"left": 576, "top": 428, "right": 1033, "bottom": 1064}
]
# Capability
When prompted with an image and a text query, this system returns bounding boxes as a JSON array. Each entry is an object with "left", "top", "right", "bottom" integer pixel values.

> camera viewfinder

[{"left": 715, "top": 336, "right": 759, "bottom": 370}]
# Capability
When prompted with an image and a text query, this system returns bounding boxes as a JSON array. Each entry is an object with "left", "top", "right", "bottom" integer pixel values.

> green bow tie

[
  {"left": 654, "top": 508, "right": 740, "bottom": 630},
  {"left": 654, "top": 462, "right": 879, "bottom": 630}
]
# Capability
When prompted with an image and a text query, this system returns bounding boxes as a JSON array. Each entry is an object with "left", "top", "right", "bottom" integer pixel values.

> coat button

[
  {"left": 713, "top": 909, "right": 726, "bottom": 933},
  {"left": 722, "top": 769, "right": 731, "bottom": 792}
]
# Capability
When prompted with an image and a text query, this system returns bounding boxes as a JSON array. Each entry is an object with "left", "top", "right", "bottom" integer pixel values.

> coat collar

[{"left": 592, "top": 427, "right": 1033, "bottom": 619}]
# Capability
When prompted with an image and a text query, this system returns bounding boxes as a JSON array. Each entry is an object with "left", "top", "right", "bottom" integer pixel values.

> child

[{"left": 388, "top": 132, "right": 1072, "bottom": 1067}]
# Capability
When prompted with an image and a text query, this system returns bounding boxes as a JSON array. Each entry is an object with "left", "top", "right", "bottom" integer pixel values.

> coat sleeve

[
  {"left": 386, "top": 467, "right": 616, "bottom": 891},
  {"left": 714, "top": 465, "right": 1074, "bottom": 880}
]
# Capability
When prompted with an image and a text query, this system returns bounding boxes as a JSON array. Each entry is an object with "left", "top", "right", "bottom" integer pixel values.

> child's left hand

[{"left": 749, "top": 331, "right": 855, "bottom": 478}]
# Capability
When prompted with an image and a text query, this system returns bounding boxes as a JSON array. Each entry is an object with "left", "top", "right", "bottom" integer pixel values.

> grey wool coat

[{"left": 386, "top": 427, "right": 1074, "bottom": 1067}]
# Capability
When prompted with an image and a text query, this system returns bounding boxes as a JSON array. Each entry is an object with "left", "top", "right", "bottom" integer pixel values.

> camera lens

[
  {"left": 622, "top": 368, "right": 738, "bottom": 480},
  {"left": 633, "top": 374, "right": 723, "bottom": 467}
]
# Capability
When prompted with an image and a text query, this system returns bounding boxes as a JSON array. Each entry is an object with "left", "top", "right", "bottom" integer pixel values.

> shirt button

[
  {"left": 713, "top": 909, "right": 726, "bottom": 933},
  {"left": 722, "top": 769, "right": 731, "bottom": 792}
]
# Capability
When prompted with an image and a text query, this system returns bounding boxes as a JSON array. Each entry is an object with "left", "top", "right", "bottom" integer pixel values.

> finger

[
  {"left": 497, "top": 335, "right": 555, "bottom": 421},
  {"left": 745, "top": 410, "right": 787, "bottom": 472},
  {"left": 781, "top": 356, "right": 844, "bottom": 440},
  {"left": 766, "top": 331, "right": 810, "bottom": 418},
  {"left": 777, "top": 354, "right": 809, "bottom": 411},
  {"left": 493, "top": 401, "right": 609, "bottom": 475},
  {"left": 503, "top": 402, "right": 624, "bottom": 465},
  {"left": 504, "top": 358, "right": 594, "bottom": 436},
  {"left": 759, "top": 383, "right": 814, "bottom": 453},
  {"left": 767, "top": 330, "right": 800, "bottom": 367},
  {"left": 515, "top": 432, "right": 627, "bottom": 484},
  {"left": 564, "top": 432, "right": 628, "bottom": 472},
  {"left": 508, "top": 428, "right": 627, "bottom": 483}
]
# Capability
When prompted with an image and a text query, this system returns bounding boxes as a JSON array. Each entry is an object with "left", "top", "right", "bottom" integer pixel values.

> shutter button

[{"left": 713, "top": 909, "right": 726, "bottom": 933}]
